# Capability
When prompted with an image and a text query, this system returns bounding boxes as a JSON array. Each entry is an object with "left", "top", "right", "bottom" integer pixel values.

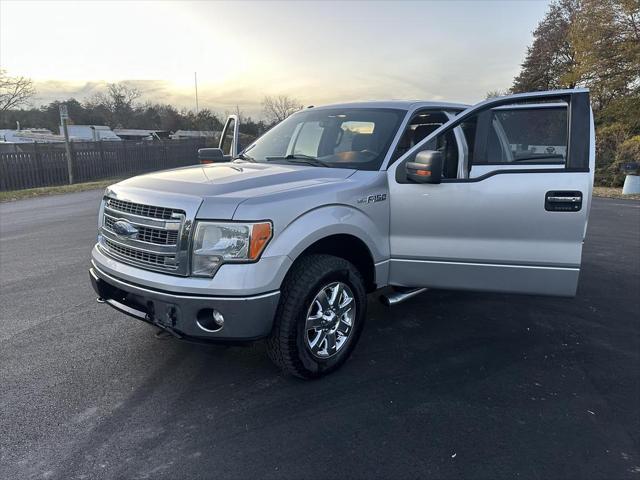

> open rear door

[
  {"left": 387, "top": 89, "right": 594, "bottom": 296},
  {"left": 219, "top": 115, "right": 239, "bottom": 161}
]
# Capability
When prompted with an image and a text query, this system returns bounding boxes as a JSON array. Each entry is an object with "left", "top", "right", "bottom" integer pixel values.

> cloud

[
  {"left": 31, "top": 79, "right": 268, "bottom": 117},
  {"left": 29, "top": 55, "right": 512, "bottom": 120}
]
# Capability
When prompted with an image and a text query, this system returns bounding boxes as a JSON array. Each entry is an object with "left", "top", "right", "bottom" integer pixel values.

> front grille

[
  {"left": 104, "top": 238, "right": 177, "bottom": 269},
  {"left": 104, "top": 215, "right": 179, "bottom": 246},
  {"left": 101, "top": 196, "right": 187, "bottom": 275},
  {"left": 106, "top": 198, "right": 184, "bottom": 220}
]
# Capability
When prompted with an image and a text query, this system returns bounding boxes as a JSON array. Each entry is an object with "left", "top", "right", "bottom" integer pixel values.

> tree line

[
  {"left": 493, "top": 0, "right": 639, "bottom": 187},
  {"left": 0, "top": 73, "right": 303, "bottom": 139}
]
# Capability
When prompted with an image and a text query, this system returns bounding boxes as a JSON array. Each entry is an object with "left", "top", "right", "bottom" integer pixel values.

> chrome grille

[
  {"left": 104, "top": 215, "right": 179, "bottom": 246},
  {"left": 104, "top": 239, "right": 177, "bottom": 269},
  {"left": 100, "top": 196, "right": 188, "bottom": 275},
  {"left": 106, "top": 198, "right": 183, "bottom": 220}
]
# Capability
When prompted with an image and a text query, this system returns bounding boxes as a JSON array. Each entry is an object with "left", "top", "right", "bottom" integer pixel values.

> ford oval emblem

[{"left": 112, "top": 220, "right": 139, "bottom": 238}]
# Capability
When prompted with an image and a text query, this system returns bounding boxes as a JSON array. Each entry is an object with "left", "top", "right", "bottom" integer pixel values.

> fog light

[
  {"left": 196, "top": 308, "right": 225, "bottom": 332},
  {"left": 212, "top": 310, "right": 224, "bottom": 327}
]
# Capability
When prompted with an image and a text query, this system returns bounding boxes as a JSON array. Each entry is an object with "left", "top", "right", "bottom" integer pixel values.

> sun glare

[{"left": 0, "top": 1, "right": 257, "bottom": 84}]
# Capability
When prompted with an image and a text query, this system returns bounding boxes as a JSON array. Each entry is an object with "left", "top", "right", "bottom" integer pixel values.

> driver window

[
  {"left": 467, "top": 104, "right": 568, "bottom": 177},
  {"left": 401, "top": 104, "right": 569, "bottom": 181},
  {"left": 481, "top": 106, "right": 568, "bottom": 165}
]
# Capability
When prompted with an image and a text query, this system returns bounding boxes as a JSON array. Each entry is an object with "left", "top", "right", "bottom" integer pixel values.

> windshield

[{"left": 241, "top": 108, "right": 405, "bottom": 170}]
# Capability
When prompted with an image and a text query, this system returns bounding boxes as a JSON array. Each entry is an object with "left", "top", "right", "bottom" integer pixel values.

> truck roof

[{"left": 309, "top": 100, "right": 470, "bottom": 111}]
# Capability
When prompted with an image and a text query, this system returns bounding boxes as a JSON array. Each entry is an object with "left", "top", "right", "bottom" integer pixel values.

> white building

[
  {"left": 60, "top": 125, "right": 121, "bottom": 141},
  {"left": 0, "top": 129, "right": 64, "bottom": 143},
  {"left": 113, "top": 129, "right": 171, "bottom": 141}
]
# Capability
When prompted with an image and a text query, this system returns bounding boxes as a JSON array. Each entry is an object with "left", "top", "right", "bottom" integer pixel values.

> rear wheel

[{"left": 266, "top": 254, "right": 367, "bottom": 379}]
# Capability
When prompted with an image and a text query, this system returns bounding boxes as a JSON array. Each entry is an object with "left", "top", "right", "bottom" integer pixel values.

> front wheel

[{"left": 266, "top": 254, "right": 367, "bottom": 379}]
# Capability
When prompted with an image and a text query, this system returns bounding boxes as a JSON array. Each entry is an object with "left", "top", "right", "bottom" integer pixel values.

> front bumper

[{"left": 90, "top": 264, "right": 280, "bottom": 342}]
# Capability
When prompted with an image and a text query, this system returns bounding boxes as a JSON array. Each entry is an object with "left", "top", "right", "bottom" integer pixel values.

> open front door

[
  {"left": 219, "top": 115, "right": 240, "bottom": 161},
  {"left": 387, "top": 89, "right": 594, "bottom": 296}
]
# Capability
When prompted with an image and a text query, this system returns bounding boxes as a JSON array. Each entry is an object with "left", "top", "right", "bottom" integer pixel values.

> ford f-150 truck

[{"left": 90, "top": 89, "right": 595, "bottom": 378}]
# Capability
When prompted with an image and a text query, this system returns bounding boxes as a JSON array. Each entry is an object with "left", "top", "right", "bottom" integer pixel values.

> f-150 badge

[{"left": 357, "top": 193, "right": 387, "bottom": 204}]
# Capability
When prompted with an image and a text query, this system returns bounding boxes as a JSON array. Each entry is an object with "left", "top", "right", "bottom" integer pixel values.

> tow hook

[
  {"left": 154, "top": 324, "right": 182, "bottom": 339},
  {"left": 166, "top": 306, "right": 177, "bottom": 327}
]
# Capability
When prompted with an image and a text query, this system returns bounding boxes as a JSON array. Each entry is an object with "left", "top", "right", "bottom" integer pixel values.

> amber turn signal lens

[
  {"left": 249, "top": 222, "right": 273, "bottom": 259},
  {"left": 416, "top": 169, "right": 432, "bottom": 176}
]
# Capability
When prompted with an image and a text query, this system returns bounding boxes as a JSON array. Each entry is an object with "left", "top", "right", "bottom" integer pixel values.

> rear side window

[
  {"left": 478, "top": 107, "right": 568, "bottom": 165},
  {"left": 335, "top": 121, "right": 376, "bottom": 153}
]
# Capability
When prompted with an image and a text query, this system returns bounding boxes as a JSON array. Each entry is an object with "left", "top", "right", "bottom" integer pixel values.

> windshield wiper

[
  {"left": 234, "top": 152, "right": 255, "bottom": 162},
  {"left": 265, "top": 154, "right": 331, "bottom": 167}
]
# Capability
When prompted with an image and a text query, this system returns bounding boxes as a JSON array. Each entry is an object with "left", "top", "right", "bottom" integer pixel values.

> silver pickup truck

[{"left": 90, "top": 89, "right": 595, "bottom": 378}]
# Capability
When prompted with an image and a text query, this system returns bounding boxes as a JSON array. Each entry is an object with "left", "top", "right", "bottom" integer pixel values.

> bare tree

[
  {"left": 224, "top": 104, "right": 245, "bottom": 124},
  {"left": 0, "top": 69, "right": 36, "bottom": 111},
  {"left": 233, "top": 104, "right": 244, "bottom": 124},
  {"left": 262, "top": 95, "right": 303, "bottom": 124},
  {"left": 85, "top": 82, "right": 142, "bottom": 127},
  {"left": 87, "top": 83, "right": 142, "bottom": 112}
]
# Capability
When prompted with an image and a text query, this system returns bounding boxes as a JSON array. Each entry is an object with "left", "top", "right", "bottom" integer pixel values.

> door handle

[{"left": 545, "top": 191, "right": 583, "bottom": 212}]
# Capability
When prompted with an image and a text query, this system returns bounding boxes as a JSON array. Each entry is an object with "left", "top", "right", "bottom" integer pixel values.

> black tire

[{"left": 266, "top": 254, "right": 367, "bottom": 379}]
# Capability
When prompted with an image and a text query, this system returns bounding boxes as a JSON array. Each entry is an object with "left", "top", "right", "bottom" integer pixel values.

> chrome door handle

[
  {"left": 545, "top": 191, "right": 583, "bottom": 212},
  {"left": 547, "top": 196, "right": 582, "bottom": 203}
]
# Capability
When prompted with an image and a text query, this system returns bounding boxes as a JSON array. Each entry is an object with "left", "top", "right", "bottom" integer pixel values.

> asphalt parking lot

[{"left": 1, "top": 191, "right": 639, "bottom": 479}]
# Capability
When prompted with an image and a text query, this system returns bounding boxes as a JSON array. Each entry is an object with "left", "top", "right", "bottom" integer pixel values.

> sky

[{"left": 0, "top": 0, "right": 551, "bottom": 118}]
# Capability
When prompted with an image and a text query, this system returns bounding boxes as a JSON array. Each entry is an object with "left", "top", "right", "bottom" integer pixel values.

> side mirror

[
  {"left": 198, "top": 148, "right": 225, "bottom": 164},
  {"left": 406, "top": 150, "right": 443, "bottom": 184}
]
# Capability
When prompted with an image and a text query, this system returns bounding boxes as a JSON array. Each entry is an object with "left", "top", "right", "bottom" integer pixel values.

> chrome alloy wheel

[{"left": 305, "top": 281, "right": 356, "bottom": 359}]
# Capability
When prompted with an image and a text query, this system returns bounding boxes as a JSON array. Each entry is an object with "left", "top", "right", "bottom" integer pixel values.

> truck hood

[{"left": 112, "top": 162, "right": 356, "bottom": 219}]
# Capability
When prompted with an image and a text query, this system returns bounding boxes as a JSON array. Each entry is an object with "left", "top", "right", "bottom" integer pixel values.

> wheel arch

[
  {"left": 265, "top": 205, "right": 388, "bottom": 293},
  {"left": 293, "top": 234, "right": 377, "bottom": 292}
]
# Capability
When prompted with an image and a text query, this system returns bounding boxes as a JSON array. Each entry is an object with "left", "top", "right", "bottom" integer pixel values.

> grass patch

[
  {"left": 593, "top": 186, "right": 640, "bottom": 201},
  {"left": 0, "top": 179, "right": 123, "bottom": 203}
]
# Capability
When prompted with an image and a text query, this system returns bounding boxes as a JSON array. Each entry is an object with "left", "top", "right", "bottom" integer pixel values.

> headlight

[
  {"left": 97, "top": 195, "right": 107, "bottom": 229},
  {"left": 191, "top": 221, "right": 272, "bottom": 277},
  {"left": 97, "top": 195, "right": 107, "bottom": 242}
]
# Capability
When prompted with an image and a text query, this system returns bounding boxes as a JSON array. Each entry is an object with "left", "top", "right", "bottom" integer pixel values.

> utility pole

[
  {"left": 194, "top": 72, "right": 199, "bottom": 115},
  {"left": 59, "top": 103, "right": 74, "bottom": 184}
]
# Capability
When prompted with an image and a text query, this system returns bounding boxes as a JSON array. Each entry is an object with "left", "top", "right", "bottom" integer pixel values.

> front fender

[{"left": 264, "top": 204, "right": 389, "bottom": 268}]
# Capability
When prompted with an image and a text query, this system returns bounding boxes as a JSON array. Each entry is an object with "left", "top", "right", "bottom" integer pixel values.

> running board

[{"left": 380, "top": 287, "right": 427, "bottom": 306}]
